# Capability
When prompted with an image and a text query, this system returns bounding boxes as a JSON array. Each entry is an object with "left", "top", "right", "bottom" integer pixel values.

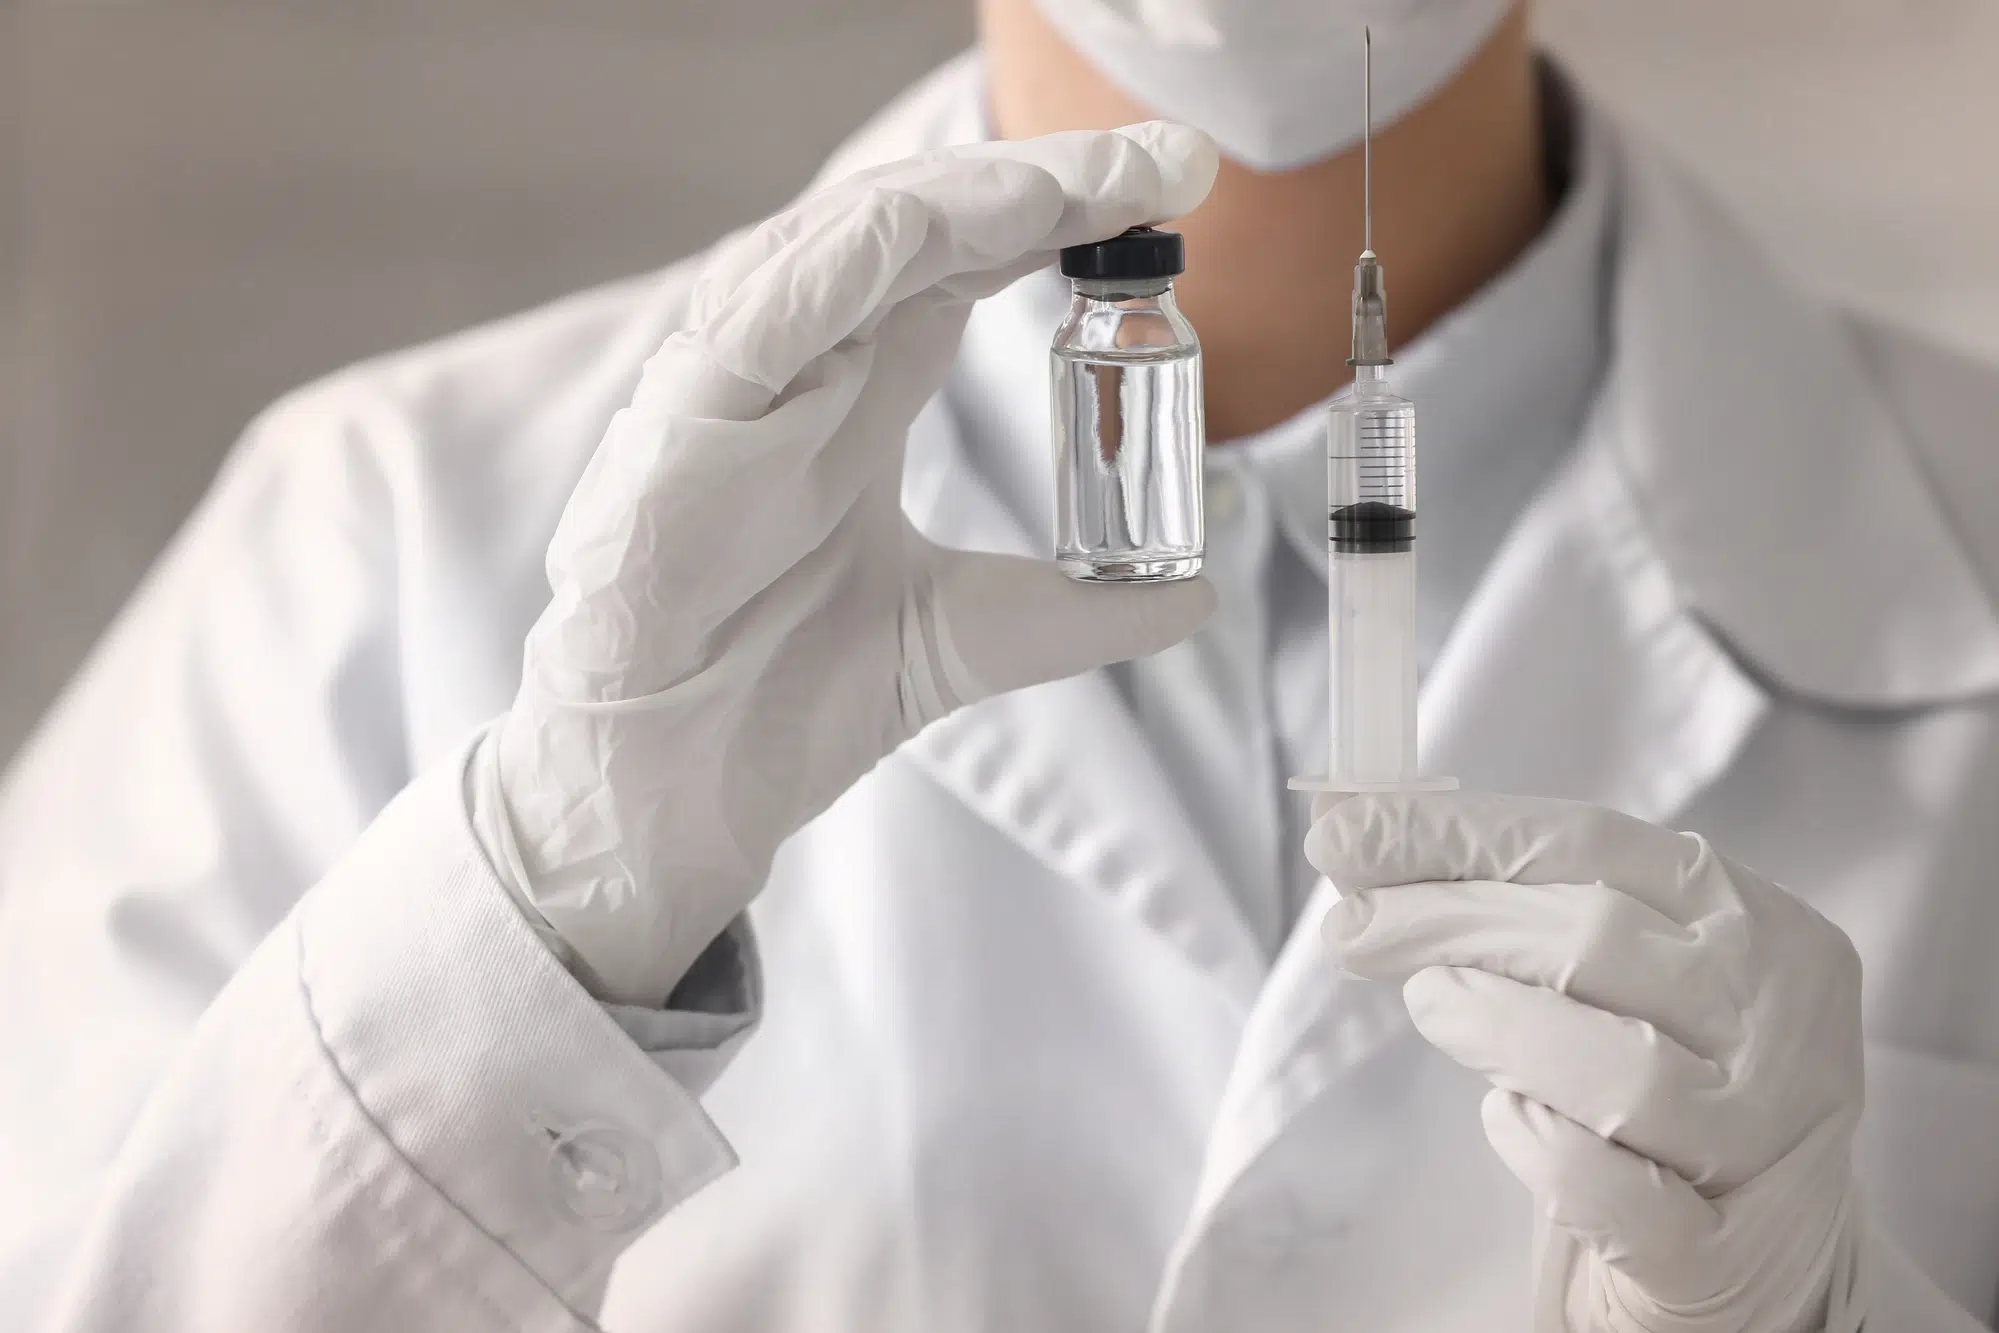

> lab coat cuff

[{"left": 295, "top": 744, "right": 739, "bottom": 1309}]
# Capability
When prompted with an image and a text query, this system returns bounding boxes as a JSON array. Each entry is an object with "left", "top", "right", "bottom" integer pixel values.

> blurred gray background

[{"left": 4, "top": 0, "right": 1997, "bottom": 763}]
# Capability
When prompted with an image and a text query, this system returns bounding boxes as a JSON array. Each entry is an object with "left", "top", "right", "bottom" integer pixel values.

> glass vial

[{"left": 1050, "top": 227, "right": 1205, "bottom": 582}]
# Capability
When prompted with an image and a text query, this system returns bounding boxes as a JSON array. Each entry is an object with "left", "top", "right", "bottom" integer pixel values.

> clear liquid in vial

[{"left": 1052, "top": 345, "right": 1205, "bottom": 582}]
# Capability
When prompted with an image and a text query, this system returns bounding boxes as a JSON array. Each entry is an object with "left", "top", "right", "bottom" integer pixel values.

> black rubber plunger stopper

[{"left": 1331, "top": 500, "right": 1414, "bottom": 553}]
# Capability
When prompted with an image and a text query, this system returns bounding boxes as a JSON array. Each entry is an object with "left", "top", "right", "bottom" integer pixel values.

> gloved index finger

[
  {"left": 1305, "top": 790, "right": 1715, "bottom": 928},
  {"left": 686, "top": 123, "right": 1218, "bottom": 403},
  {"left": 918, "top": 122, "right": 1218, "bottom": 282},
  {"left": 1324, "top": 876, "right": 1738, "bottom": 1061},
  {"left": 702, "top": 122, "right": 1216, "bottom": 313}
]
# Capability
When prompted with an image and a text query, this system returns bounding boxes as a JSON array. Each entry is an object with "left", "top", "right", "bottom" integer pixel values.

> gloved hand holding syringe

[{"left": 1298, "top": 44, "right": 1873, "bottom": 1329}]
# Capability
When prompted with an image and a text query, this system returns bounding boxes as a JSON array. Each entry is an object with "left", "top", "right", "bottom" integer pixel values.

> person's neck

[{"left": 981, "top": 0, "right": 1551, "bottom": 441}]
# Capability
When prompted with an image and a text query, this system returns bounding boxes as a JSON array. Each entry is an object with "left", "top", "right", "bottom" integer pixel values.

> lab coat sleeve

[
  {"left": 0, "top": 364, "right": 755, "bottom": 1329},
  {"left": 28, "top": 749, "right": 741, "bottom": 1332}
]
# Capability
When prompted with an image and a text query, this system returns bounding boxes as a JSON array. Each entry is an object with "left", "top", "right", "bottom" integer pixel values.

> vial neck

[{"left": 1073, "top": 276, "right": 1174, "bottom": 303}]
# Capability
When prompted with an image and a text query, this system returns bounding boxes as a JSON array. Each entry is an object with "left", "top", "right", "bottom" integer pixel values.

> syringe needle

[{"left": 1363, "top": 26, "right": 1373, "bottom": 255}]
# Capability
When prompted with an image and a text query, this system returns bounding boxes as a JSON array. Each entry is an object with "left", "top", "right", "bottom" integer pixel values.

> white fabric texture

[
  {"left": 1308, "top": 790, "right": 1871, "bottom": 1332},
  {"left": 478, "top": 124, "right": 1222, "bottom": 1007},
  {"left": 1031, "top": 0, "right": 1515, "bottom": 170}
]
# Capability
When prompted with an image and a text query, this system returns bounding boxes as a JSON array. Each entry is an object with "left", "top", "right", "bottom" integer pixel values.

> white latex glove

[
  {"left": 478, "top": 125, "right": 1222, "bottom": 1006},
  {"left": 1306, "top": 791, "right": 1870, "bottom": 1333}
]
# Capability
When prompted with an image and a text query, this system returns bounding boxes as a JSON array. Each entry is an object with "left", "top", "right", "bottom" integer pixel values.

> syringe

[{"left": 1292, "top": 29, "right": 1455, "bottom": 797}]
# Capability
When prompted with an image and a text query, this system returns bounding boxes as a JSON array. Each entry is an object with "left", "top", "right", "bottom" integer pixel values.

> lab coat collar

[
  {"left": 1603, "top": 126, "right": 1999, "bottom": 707},
  {"left": 1418, "top": 397, "right": 1773, "bottom": 817}
]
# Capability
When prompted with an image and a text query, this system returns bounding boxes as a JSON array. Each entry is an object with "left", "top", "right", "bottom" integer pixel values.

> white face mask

[{"left": 1030, "top": 0, "right": 1517, "bottom": 172}]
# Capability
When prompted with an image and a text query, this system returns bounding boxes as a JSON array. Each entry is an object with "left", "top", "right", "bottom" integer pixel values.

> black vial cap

[
  {"left": 1059, "top": 226, "right": 1185, "bottom": 281},
  {"left": 1331, "top": 501, "right": 1414, "bottom": 553}
]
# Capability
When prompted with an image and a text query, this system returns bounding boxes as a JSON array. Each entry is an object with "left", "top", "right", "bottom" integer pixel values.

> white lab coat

[{"left": 3, "top": 53, "right": 1998, "bottom": 1333}]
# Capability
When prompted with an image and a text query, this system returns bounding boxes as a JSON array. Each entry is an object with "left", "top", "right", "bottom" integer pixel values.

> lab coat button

[{"left": 544, "top": 1120, "right": 663, "bottom": 1232}]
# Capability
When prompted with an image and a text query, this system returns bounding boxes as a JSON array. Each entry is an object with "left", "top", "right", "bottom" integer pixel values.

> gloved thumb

[{"left": 921, "top": 545, "right": 1215, "bottom": 705}]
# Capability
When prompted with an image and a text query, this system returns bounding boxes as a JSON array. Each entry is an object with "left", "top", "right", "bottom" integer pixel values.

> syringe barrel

[
  {"left": 1326, "top": 369, "right": 1419, "bottom": 785},
  {"left": 1329, "top": 365, "right": 1413, "bottom": 523}
]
